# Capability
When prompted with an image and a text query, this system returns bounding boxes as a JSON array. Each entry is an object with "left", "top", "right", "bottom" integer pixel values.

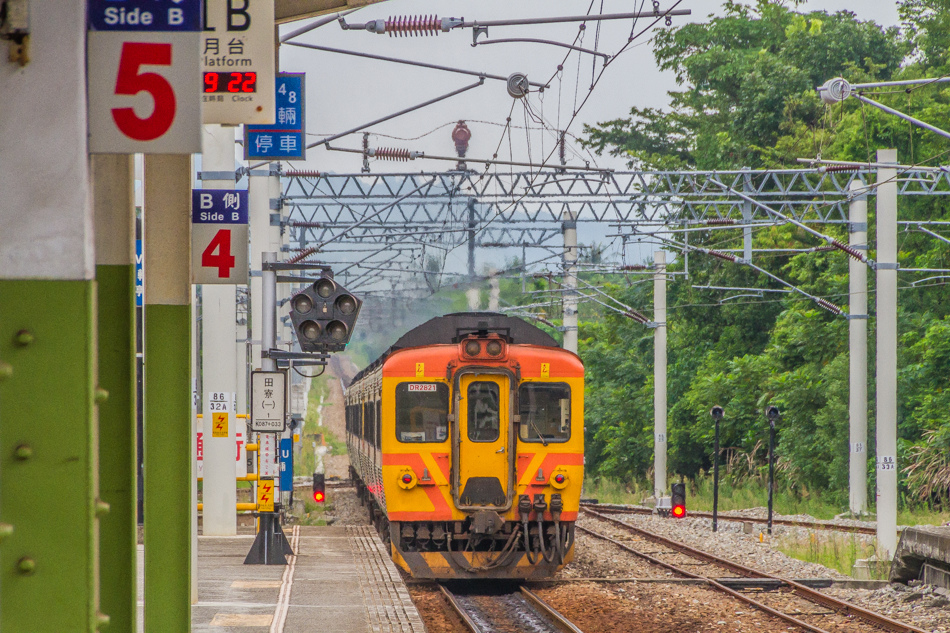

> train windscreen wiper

[{"left": 529, "top": 418, "right": 548, "bottom": 446}]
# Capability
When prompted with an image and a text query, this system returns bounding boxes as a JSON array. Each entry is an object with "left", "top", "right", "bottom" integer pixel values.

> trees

[{"left": 578, "top": 0, "right": 950, "bottom": 507}]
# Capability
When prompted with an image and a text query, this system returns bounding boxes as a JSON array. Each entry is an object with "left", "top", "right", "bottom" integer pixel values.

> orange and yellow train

[{"left": 345, "top": 312, "right": 584, "bottom": 579}]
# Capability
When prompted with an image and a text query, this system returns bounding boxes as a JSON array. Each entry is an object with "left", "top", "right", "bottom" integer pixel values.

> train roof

[{"left": 349, "top": 312, "right": 559, "bottom": 386}]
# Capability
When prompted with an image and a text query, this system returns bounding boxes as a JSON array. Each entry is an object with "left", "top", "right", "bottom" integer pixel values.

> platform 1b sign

[
  {"left": 192, "top": 189, "right": 249, "bottom": 284},
  {"left": 202, "top": 0, "right": 276, "bottom": 124},
  {"left": 251, "top": 370, "right": 286, "bottom": 432}
]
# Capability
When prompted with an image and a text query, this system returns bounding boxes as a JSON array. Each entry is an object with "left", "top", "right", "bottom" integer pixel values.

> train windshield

[
  {"left": 518, "top": 383, "right": 571, "bottom": 443},
  {"left": 467, "top": 381, "right": 500, "bottom": 442},
  {"left": 395, "top": 382, "right": 449, "bottom": 442}
]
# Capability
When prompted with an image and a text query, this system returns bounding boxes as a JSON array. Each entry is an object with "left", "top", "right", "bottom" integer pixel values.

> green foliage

[{"left": 573, "top": 1, "right": 950, "bottom": 510}]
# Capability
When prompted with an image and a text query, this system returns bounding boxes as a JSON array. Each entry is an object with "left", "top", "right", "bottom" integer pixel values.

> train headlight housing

[
  {"left": 397, "top": 470, "right": 417, "bottom": 490},
  {"left": 486, "top": 340, "right": 503, "bottom": 357},
  {"left": 464, "top": 340, "right": 481, "bottom": 357},
  {"left": 550, "top": 469, "right": 569, "bottom": 489}
]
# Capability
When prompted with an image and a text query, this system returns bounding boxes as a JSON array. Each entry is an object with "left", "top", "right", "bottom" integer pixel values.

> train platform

[
  {"left": 891, "top": 525, "right": 950, "bottom": 589},
  {"left": 137, "top": 526, "right": 426, "bottom": 632}
]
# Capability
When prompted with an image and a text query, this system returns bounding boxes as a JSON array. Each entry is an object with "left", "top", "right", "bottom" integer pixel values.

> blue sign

[
  {"left": 135, "top": 239, "right": 144, "bottom": 307},
  {"left": 88, "top": 0, "right": 202, "bottom": 32},
  {"left": 279, "top": 438, "right": 293, "bottom": 492},
  {"left": 191, "top": 189, "right": 249, "bottom": 224},
  {"left": 245, "top": 73, "right": 306, "bottom": 161}
]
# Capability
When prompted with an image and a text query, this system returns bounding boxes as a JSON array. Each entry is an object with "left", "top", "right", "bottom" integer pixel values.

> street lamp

[
  {"left": 766, "top": 406, "right": 781, "bottom": 536},
  {"left": 710, "top": 405, "right": 724, "bottom": 532}
]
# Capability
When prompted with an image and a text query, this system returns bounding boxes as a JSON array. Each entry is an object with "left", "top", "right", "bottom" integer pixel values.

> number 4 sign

[{"left": 192, "top": 190, "right": 249, "bottom": 284}]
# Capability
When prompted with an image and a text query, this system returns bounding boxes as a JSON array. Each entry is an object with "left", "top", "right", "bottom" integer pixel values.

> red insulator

[
  {"left": 385, "top": 14, "right": 441, "bottom": 37},
  {"left": 821, "top": 164, "right": 862, "bottom": 173},
  {"left": 620, "top": 264, "right": 649, "bottom": 271},
  {"left": 374, "top": 147, "right": 412, "bottom": 161},
  {"left": 830, "top": 239, "right": 865, "bottom": 261},
  {"left": 816, "top": 298, "right": 844, "bottom": 315},
  {"left": 705, "top": 218, "right": 737, "bottom": 225},
  {"left": 707, "top": 249, "right": 737, "bottom": 262},
  {"left": 624, "top": 310, "right": 649, "bottom": 324},
  {"left": 286, "top": 170, "right": 321, "bottom": 178}
]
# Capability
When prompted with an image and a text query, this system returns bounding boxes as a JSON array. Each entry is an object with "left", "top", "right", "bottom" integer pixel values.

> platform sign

[
  {"left": 244, "top": 73, "right": 305, "bottom": 160},
  {"left": 279, "top": 438, "right": 293, "bottom": 492},
  {"left": 251, "top": 370, "right": 286, "bottom": 432},
  {"left": 236, "top": 431, "right": 247, "bottom": 478},
  {"left": 259, "top": 432, "right": 279, "bottom": 479},
  {"left": 135, "top": 239, "right": 144, "bottom": 306},
  {"left": 202, "top": 0, "right": 276, "bottom": 124},
  {"left": 191, "top": 190, "right": 249, "bottom": 284},
  {"left": 87, "top": 0, "right": 202, "bottom": 154}
]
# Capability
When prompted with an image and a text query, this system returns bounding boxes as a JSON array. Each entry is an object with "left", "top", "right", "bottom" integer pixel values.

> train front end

[{"left": 379, "top": 315, "right": 583, "bottom": 579}]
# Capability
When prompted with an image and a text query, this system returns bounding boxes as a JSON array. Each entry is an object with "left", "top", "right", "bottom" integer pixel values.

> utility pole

[
  {"left": 653, "top": 250, "right": 668, "bottom": 501},
  {"left": 0, "top": 7, "right": 102, "bottom": 629},
  {"left": 92, "top": 153, "right": 138, "bottom": 632},
  {"left": 143, "top": 154, "right": 193, "bottom": 632},
  {"left": 562, "top": 212, "right": 579, "bottom": 353},
  {"left": 848, "top": 180, "right": 869, "bottom": 515},
  {"left": 467, "top": 197, "right": 477, "bottom": 278},
  {"left": 875, "top": 149, "right": 899, "bottom": 557},
  {"left": 200, "top": 125, "right": 238, "bottom": 536}
]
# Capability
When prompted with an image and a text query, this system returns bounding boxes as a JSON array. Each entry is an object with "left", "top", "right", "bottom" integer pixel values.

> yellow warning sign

[
  {"left": 415, "top": 362, "right": 424, "bottom": 378},
  {"left": 257, "top": 479, "right": 275, "bottom": 512},
  {"left": 212, "top": 412, "right": 229, "bottom": 438},
  {"left": 541, "top": 363, "right": 550, "bottom": 377}
]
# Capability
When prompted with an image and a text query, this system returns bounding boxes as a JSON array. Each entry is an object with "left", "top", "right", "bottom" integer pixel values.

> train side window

[
  {"left": 376, "top": 401, "right": 382, "bottom": 449},
  {"left": 467, "top": 381, "right": 500, "bottom": 442},
  {"left": 395, "top": 383, "right": 448, "bottom": 443},
  {"left": 518, "top": 383, "right": 571, "bottom": 443}
]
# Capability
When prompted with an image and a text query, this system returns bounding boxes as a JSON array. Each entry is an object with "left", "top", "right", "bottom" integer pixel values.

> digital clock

[{"left": 203, "top": 72, "right": 257, "bottom": 94}]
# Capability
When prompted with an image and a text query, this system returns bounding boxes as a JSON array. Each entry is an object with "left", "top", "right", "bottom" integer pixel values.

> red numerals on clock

[{"left": 111, "top": 42, "right": 176, "bottom": 141}]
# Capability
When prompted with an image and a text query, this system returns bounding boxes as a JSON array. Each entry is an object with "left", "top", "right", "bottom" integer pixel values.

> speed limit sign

[{"left": 87, "top": 1, "right": 202, "bottom": 154}]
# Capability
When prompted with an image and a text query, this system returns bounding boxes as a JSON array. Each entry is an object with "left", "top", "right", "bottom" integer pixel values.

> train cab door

[{"left": 455, "top": 373, "right": 512, "bottom": 508}]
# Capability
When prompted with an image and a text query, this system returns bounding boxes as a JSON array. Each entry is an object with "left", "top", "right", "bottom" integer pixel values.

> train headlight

[
  {"left": 464, "top": 340, "right": 481, "bottom": 357},
  {"left": 550, "top": 470, "right": 569, "bottom": 489},
  {"left": 486, "top": 340, "right": 503, "bottom": 356},
  {"left": 397, "top": 470, "right": 417, "bottom": 489}
]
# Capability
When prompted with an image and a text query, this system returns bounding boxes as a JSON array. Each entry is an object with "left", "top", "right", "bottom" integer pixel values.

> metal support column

[
  {"left": 467, "top": 197, "right": 477, "bottom": 278},
  {"left": 562, "top": 213, "right": 579, "bottom": 354},
  {"left": 92, "top": 154, "right": 138, "bottom": 633},
  {"left": 201, "top": 125, "right": 238, "bottom": 536},
  {"left": 653, "top": 250, "right": 668, "bottom": 500},
  {"left": 143, "top": 155, "right": 193, "bottom": 632},
  {"left": 0, "top": 7, "right": 101, "bottom": 629},
  {"left": 848, "top": 180, "right": 869, "bottom": 516},
  {"left": 875, "top": 149, "right": 899, "bottom": 558}
]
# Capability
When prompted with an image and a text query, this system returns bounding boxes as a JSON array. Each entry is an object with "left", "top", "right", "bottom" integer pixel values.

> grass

[
  {"left": 298, "top": 497, "right": 332, "bottom": 526},
  {"left": 774, "top": 532, "right": 889, "bottom": 579}
]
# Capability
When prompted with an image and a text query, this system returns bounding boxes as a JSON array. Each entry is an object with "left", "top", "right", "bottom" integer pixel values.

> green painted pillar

[
  {"left": 92, "top": 154, "right": 138, "bottom": 633},
  {"left": 0, "top": 4, "right": 103, "bottom": 631},
  {"left": 143, "top": 154, "right": 193, "bottom": 632}
]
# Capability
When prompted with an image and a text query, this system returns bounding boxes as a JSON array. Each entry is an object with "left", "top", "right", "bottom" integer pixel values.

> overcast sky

[
  {"left": 274, "top": 1, "right": 903, "bottom": 279},
  {"left": 278, "top": 0, "right": 901, "bottom": 174}
]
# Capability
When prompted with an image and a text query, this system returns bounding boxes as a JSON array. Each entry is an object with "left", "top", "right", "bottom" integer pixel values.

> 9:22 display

[{"left": 203, "top": 72, "right": 257, "bottom": 94}]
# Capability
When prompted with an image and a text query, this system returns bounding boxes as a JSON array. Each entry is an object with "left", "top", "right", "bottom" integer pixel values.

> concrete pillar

[
  {"left": 0, "top": 7, "right": 100, "bottom": 629},
  {"left": 875, "top": 149, "right": 899, "bottom": 557},
  {"left": 143, "top": 154, "right": 193, "bottom": 632},
  {"left": 249, "top": 167, "right": 270, "bottom": 371},
  {"left": 92, "top": 154, "right": 138, "bottom": 632},
  {"left": 653, "top": 251, "right": 668, "bottom": 499},
  {"left": 848, "top": 180, "right": 869, "bottom": 515},
  {"left": 200, "top": 125, "right": 238, "bottom": 536},
  {"left": 562, "top": 213, "right": 579, "bottom": 354}
]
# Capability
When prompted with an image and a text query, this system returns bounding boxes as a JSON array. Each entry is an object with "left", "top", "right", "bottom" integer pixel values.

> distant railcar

[{"left": 345, "top": 312, "right": 584, "bottom": 579}]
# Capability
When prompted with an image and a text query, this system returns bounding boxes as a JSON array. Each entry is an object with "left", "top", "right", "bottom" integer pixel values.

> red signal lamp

[
  {"left": 312, "top": 472, "right": 325, "bottom": 503},
  {"left": 313, "top": 490, "right": 325, "bottom": 503},
  {"left": 554, "top": 474, "right": 565, "bottom": 484},
  {"left": 671, "top": 504, "right": 686, "bottom": 518}
]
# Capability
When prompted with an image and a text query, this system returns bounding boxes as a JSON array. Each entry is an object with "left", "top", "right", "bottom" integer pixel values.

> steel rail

[
  {"left": 582, "top": 503, "right": 880, "bottom": 535},
  {"left": 581, "top": 507, "right": 926, "bottom": 633},
  {"left": 439, "top": 584, "right": 587, "bottom": 633},
  {"left": 575, "top": 523, "right": 832, "bottom": 633},
  {"left": 438, "top": 585, "right": 483, "bottom": 633}
]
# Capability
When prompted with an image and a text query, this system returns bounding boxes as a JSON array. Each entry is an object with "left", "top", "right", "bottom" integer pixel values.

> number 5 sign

[
  {"left": 87, "top": 0, "right": 202, "bottom": 153},
  {"left": 192, "top": 190, "right": 249, "bottom": 284}
]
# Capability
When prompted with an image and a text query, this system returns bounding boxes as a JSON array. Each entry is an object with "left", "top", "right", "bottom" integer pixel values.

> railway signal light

[
  {"left": 312, "top": 472, "right": 325, "bottom": 503},
  {"left": 289, "top": 276, "right": 362, "bottom": 352},
  {"left": 671, "top": 482, "right": 686, "bottom": 519}
]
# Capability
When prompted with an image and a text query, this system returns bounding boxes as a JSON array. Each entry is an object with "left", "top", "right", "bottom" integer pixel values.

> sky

[{"left": 273, "top": 0, "right": 904, "bottom": 281}]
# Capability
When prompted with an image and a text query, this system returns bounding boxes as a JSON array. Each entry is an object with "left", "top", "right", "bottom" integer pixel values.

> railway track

[
  {"left": 581, "top": 502, "right": 881, "bottom": 535},
  {"left": 579, "top": 507, "right": 924, "bottom": 633},
  {"left": 439, "top": 584, "right": 584, "bottom": 633}
]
